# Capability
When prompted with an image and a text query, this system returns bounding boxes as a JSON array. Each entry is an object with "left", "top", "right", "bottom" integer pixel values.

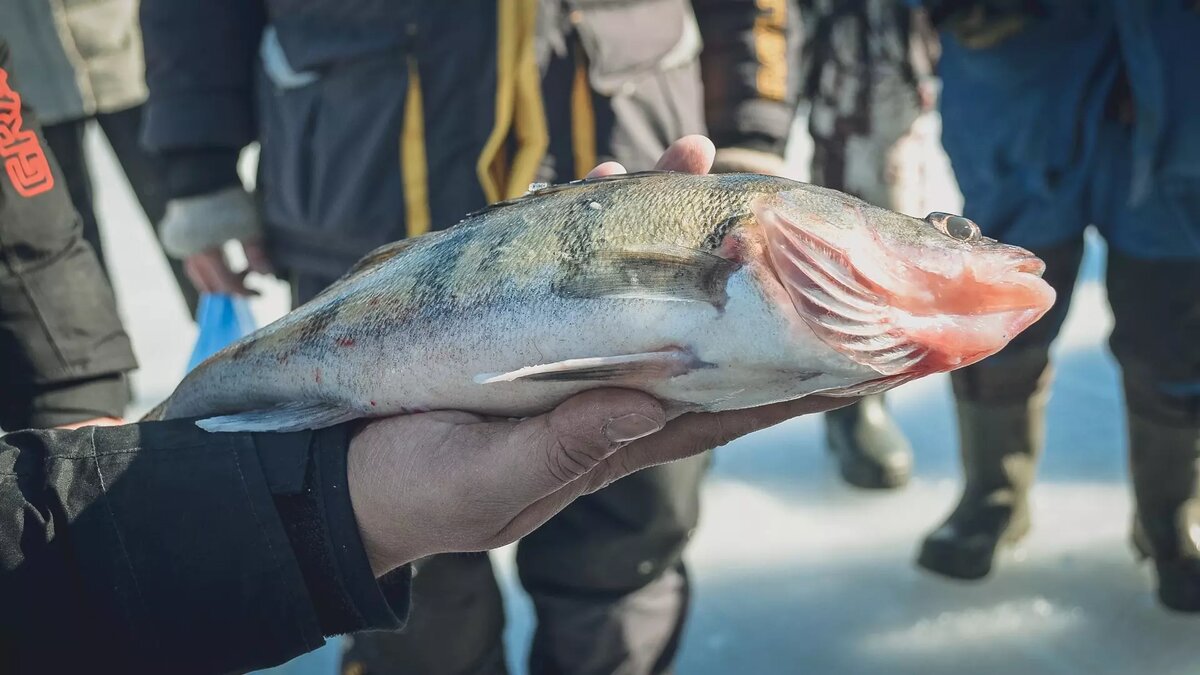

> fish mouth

[
  {"left": 755, "top": 198, "right": 1056, "bottom": 376},
  {"left": 1010, "top": 254, "right": 1046, "bottom": 277}
]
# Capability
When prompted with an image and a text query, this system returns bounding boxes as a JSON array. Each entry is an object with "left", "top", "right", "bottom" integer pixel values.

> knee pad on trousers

[{"left": 1106, "top": 251, "right": 1200, "bottom": 427}]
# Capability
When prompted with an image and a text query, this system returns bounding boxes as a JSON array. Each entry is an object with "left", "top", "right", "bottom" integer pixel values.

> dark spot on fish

[
  {"left": 409, "top": 238, "right": 462, "bottom": 314},
  {"left": 276, "top": 353, "right": 290, "bottom": 365},
  {"left": 370, "top": 400, "right": 377, "bottom": 407},
  {"left": 702, "top": 215, "right": 743, "bottom": 251},
  {"left": 295, "top": 305, "right": 340, "bottom": 345},
  {"left": 227, "top": 340, "right": 254, "bottom": 360},
  {"left": 336, "top": 336, "right": 356, "bottom": 348},
  {"left": 477, "top": 223, "right": 520, "bottom": 274},
  {"left": 554, "top": 245, "right": 740, "bottom": 310},
  {"left": 314, "top": 368, "right": 323, "bottom": 384}
]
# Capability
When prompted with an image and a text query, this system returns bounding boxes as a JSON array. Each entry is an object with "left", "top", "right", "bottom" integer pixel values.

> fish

[{"left": 147, "top": 171, "right": 1055, "bottom": 433}]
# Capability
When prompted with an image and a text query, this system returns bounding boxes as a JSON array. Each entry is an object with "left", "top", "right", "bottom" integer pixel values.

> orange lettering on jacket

[{"left": 0, "top": 68, "right": 55, "bottom": 197}]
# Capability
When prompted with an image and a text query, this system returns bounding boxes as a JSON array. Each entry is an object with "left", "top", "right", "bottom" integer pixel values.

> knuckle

[{"left": 544, "top": 435, "right": 608, "bottom": 484}]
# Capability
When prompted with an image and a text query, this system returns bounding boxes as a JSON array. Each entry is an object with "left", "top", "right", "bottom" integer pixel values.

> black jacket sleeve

[
  {"left": 140, "top": 0, "right": 267, "bottom": 155},
  {"left": 0, "top": 420, "right": 410, "bottom": 675},
  {"left": 695, "top": 0, "right": 802, "bottom": 156},
  {"left": 0, "top": 40, "right": 137, "bottom": 429}
]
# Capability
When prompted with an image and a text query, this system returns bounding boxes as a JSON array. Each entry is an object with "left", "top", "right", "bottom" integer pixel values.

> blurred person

[
  {"left": 139, "top": 2, "right": 788, "bottom": 673},
  {"left": 700, "top": 0, "right": 939, "bottom": 490},
  {"left": 914, "top": 1, "right": 1200, "bottom": 611},
  {"left": 0, "top": 0, "right": 198, "bottom": 316},
  {"left": 0, "top": 38, "right": 134, "bottom": 433}
]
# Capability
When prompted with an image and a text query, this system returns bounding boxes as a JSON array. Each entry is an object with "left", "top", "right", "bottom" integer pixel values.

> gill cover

[{"left": 755, "top": 200, "right": 928, "bottom": 376}]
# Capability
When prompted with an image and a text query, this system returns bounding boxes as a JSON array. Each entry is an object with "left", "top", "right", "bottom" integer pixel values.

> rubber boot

[
  {"left": 825, "top": 394, "right": 913, "bottom": 489},
  {"left": 917, "top": 387, "right": 1047, "bottom": 580},
  {"left": 1127, "top": 414, "right": 1200, "bottom": 612}
]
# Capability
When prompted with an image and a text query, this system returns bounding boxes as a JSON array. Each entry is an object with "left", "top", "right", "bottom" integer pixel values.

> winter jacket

[{"left": 0, "top": 0, "right": 147, "bottom": 125}]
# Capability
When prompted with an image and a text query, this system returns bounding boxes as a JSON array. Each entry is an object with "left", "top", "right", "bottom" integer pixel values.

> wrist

[{"left": 347, "top": 424, "right": 423, "bottom": 577}]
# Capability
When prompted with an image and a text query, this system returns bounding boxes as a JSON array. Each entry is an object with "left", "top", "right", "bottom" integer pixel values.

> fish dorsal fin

[{"left": 463, "top": 170, "right": 677, "bottom": 219}]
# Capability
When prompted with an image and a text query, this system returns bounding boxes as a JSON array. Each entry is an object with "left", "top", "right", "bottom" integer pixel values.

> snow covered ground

[{"left": 86, "top": 113, "right": 1199, "bottom": 674}]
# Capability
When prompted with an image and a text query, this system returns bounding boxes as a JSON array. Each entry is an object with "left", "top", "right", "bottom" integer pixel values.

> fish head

[{"left": 752, "top": 188, "right": 1056, "bottom": 377}]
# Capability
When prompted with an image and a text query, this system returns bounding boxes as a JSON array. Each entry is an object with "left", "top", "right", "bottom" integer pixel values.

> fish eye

[{"left": 925, "top": 212, "right": 981, "bottom": 242}]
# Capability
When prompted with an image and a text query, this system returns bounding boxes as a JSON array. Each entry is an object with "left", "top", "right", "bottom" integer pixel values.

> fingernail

[{"left": 604, "top": 413, "right": 663, "bottom": 444}]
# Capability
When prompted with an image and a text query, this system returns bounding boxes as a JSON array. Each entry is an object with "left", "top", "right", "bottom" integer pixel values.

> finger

[
  {"left": 185, "top": 252, "right": 229, "bottom": 294},
  {"left": 654, "top": 135, "right": 716, "bottom": 175},
  {"left": 581, "top": 395, "right": 861, "bottom": 493},
  {"left": 183, "top": 256, "right": 216, "bottom": 294},
  {"left": 210, "top": 258, "right": 259, "bottom": 297},
  {"left": 59, "top": 416, "right": 124, "bottom": 429},
  {"left": 242, "top": 240, "right": 276, "bottom": 276},
  {"left": 585, "top": 161, "right": 627, "bottom": 179},
  {"left": 503, "top": 388, "right": 665, "bottom": 498}
]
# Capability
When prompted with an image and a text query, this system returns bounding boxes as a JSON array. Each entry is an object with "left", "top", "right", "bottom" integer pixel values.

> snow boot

[
  {"left": 1128, "top": 413, "right": 1200, "bottom": 612},
  {"left": 917, "top": 382, "right": 1047, "bottom": 580},
  {"left": 825, "top": 394, "right": 913, "bottom": 489}
]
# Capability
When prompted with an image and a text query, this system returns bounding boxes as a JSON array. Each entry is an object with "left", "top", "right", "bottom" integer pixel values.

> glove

[
  {"left": 159, "top": 186, "right": 273, "bottom": 296},
  {"left": 710, "top": 147, "right": 792, "bottom": 177}
]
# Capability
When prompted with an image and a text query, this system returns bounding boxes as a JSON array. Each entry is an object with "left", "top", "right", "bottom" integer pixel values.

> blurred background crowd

[{"left": 1, "top": 0, "right": 1198, "bottom": 673}]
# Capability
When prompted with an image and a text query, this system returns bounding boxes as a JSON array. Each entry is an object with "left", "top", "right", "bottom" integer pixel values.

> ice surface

[{"left": 86, "top": 111, "right": 1199, "bottom": 675}]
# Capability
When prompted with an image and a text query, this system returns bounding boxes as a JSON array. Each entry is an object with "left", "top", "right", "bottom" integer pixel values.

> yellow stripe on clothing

[
  {"left": 570, "top": 46, "right": 597, "bottom": 180},
  {"left": 401, "top": 57, "right": 431, "bottom": 237},
  {"left": 477, "top": 0, "right": 549, "bottom": 202},
  {"left": 753, "top": 0, "right": 789, "bottom": 102}
]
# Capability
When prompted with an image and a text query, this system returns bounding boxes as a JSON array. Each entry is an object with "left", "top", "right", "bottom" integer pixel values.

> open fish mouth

[{"left": 755, "top": 198, "right": 1056, "bottom": 376}]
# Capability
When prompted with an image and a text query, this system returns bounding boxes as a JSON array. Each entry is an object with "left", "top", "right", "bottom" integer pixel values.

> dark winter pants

[
  {"left": 41, "top": 105, "right": 198, "bottom": 316},
  {"left": 949, "top": 120, "right": 1200, "bottom": 429}
]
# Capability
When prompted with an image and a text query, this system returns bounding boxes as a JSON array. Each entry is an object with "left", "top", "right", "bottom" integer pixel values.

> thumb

[{"left": 506, "top": 389, "right": 666, "bottom": 496}]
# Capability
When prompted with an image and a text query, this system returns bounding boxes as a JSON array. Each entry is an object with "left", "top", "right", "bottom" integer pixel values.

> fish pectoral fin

[
  {"left": 475, "top": 348, "right": 707, "bottom": 385},
  {"left": 553, "top": 244, "right": 740, "bottom": 308},
  {"left": 818, "top": 374, "right": 915, "bottom": 398},
  {"left": 196, "top": 402, "right": 363, "bottom": 433}
]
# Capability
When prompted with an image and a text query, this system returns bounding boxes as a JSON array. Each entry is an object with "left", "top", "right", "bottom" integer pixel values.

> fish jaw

[{"left": 754, "top": 196, "right": 1056, "bottom": 378}]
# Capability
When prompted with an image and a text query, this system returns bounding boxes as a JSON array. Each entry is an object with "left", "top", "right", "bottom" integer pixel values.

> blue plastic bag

[
  {"left": 186, "top": 293, "right": 258, "bottom": 372},
  {"left": 187, "top": 293, "right": 345, "bottom": 674}
]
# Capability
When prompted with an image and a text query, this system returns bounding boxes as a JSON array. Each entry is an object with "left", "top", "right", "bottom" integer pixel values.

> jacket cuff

[
  {"left": 263, "top": 425, "right": 410, "bottom": 637},
  {"left": 23, "top": 374, "right": 130, "bottom": 428},
  {"left": 163, "top": 148, "right": 243, "bottom": 200}
]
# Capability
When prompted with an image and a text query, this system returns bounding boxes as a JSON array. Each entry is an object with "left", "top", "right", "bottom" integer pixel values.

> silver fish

[{"left": 148, "top": 172, "right": 1055, "bottom": 432}]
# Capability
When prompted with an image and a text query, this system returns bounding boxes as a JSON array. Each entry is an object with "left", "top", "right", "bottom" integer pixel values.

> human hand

[
  {"left": 58, "top": 417, "right": 124, "bottom": 429},
  {"left": 348, "top": 389, "right": 853, "bottom": 576},
  {"left": 348, "top": 135, "right": 858, "bottom": 577},
  {"left": 184, "top": 241, "right": 272, "bottom": 297}
]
